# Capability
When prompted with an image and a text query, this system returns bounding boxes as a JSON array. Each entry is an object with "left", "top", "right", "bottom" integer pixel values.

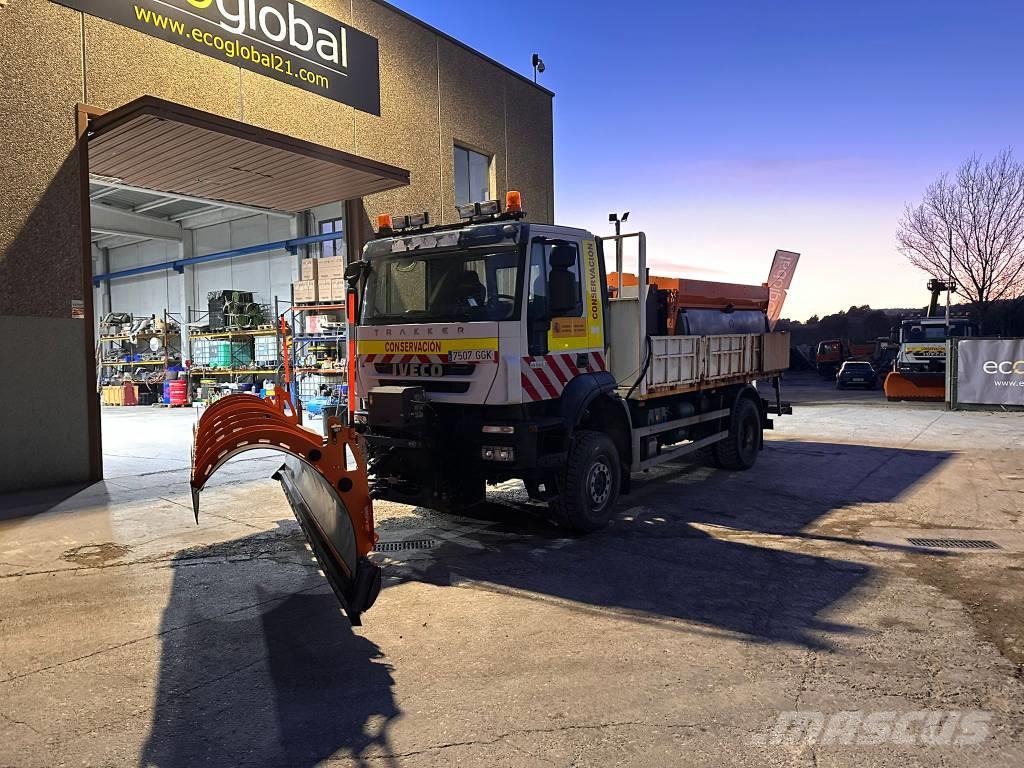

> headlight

[{"left": 482, "top": 425, "right": 515, "bottom": 434}]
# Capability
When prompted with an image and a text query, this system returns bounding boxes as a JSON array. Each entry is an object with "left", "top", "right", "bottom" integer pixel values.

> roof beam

[
  {"left": 133, "top": 197, "right": 178, "bottom": 214},
  {"left": 90, "top": 203, "right": 183, "bottom": 242},
  {"left": 89, "top": 187, "right": 119, "bottom": 201},
  {"left": 88, "top": 177, "right": 294, "bottom": 219},
  {"left": 168, "top": 205, "right": 224, "bottom": 221}
]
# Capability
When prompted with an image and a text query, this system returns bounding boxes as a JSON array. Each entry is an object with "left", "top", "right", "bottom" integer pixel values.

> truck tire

[
  {"left": 712, "top": 396, "right": 761, "bottom": 471},
  {"left": 552, "top": 430, "right": 621, "bottom": 533}
]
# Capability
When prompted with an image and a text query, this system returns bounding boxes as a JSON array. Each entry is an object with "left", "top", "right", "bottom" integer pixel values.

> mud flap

[{"left": 190, "top": 393, "right": 380, "bottom": 625}]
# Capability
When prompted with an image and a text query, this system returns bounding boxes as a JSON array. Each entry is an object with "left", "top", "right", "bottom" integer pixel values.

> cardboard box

[
  {"left": 306, "top": 314, "right": 340, "bottom": 334},
  {"left": 317, "top": 256, "right": 346, "bottom": 278},
  {"left": 300, "top": 259, "right": 318, "bottom": 281},
  {"left": 293, "top": 279, "right": 318, "bottom": 303},
  {"left": 317, "top": 277, "right": 346, "bottom": 302}
]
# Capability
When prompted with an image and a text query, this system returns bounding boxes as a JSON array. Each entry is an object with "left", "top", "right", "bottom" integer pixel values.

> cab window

[
  {"left": 527, "top": 239, "right": 583, "bottom": 354},
  {"left": 528, "top": 240, "right": 583, "bottom": 317}
]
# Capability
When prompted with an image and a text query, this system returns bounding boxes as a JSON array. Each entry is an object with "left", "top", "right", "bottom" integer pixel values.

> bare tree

[{"left": 897, "top": 149, "right": 1024, "bottom": 330}]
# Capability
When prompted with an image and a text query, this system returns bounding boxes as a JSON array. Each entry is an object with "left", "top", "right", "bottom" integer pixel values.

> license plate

[
  {"left": 852, "top": 378, "right": 865, "bottom": 382},
  {"left": 448, "top": 349, "right": 496, "bottom": 363}
]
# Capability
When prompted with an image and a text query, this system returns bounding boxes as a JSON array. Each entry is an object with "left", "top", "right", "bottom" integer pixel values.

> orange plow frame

[
  {"left": 191, "top": 392, "right": 380, "bottom": 623},
  {"left": 883, "top": 370, "right": 946, "bottom": 402}
]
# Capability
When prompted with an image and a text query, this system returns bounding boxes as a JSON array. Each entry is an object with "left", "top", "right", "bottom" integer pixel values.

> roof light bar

[
  {"left": 394, "top": 211, "right": 429, "bottom": 230},
  {"left": 456, "top": 199, "right": 502, "bottom": 220}
]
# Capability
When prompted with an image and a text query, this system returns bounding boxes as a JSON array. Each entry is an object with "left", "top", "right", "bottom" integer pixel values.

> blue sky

[{"left": 391, "top": 0, "right": 1023, "bottom": 319}]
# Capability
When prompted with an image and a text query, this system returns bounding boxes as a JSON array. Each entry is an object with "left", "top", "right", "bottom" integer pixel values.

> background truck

[
  {"left": 346, "top": 193, "right": 798, "bottom": 532},
  {"left": 884, "top": 279, "right": 978, "bottom": 401}
]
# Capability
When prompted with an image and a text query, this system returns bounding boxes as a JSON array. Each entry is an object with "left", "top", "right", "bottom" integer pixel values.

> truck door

[{"left": 526, "top": 236, "right": 605, "bottom": 357}]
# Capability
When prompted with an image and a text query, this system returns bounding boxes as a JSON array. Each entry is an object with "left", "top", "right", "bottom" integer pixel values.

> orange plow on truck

[{"left": 190, "top": 393, "right": 381, "bottom": 625}]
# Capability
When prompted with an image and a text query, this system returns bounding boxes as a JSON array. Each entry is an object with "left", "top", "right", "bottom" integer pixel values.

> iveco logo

[
  {"left": 391, "top": 363, "right": 444, "bottom": 377},
  {"left": 983, "top": 360, "right": 1024, "bottom": 375}
]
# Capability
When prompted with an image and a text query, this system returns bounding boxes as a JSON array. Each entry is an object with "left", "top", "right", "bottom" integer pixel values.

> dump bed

[
  {"left": 607, "top": 299, "right": 790, "bottom": 400},
  {"left": 600, "top": 231, "right": 792, "bottom": 400}
]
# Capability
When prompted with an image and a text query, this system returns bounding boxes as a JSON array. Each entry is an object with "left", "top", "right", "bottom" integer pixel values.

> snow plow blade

[
  {"left": 190, "top": 393, "right": 380, "bottom": 625},
  {"left": 883, "top": 371, "right": 945, "bottom": 402}
]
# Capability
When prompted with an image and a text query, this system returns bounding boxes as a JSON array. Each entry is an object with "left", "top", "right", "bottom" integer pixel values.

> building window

[
  {"left": 454, "top": 145, "right": 492, "bottom": 206},
  {"left": 319, "top": 217, "right": 345, "bottom": 258}
]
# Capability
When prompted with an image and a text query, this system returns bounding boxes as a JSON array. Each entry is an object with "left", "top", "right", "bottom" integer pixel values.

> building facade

[{"left": 0, "top": 0, "right": 554, "bottom": 491}]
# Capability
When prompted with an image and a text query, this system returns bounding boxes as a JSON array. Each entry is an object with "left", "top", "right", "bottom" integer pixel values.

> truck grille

[
  {"left": 378, "top": 379, "right": 472, "bottom": 393},
  {"left": 375, "top": 363, "right": 475, "bottom": 376}
]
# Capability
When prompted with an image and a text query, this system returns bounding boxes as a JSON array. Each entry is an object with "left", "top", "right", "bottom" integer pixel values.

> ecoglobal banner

[
  {"left": 53, "top": 0, "right": 381, "bottom": 113},
  {"left": 956, "top": 338, "right": 1024, "bottom": 407}
]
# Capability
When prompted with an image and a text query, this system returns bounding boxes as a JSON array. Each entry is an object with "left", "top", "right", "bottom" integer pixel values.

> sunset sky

[{"left": 393, "top": 0, "right": 1023, "bottom": 320}]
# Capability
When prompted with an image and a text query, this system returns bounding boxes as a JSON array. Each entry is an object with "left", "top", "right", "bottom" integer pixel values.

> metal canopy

[{"left": 87, "top": 96, "right": 410, "bottom": 213}]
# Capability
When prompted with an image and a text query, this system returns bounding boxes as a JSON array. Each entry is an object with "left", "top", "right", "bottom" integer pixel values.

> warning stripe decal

[{"left": 520, "top": 352, "right": 608, "bottom": 402}]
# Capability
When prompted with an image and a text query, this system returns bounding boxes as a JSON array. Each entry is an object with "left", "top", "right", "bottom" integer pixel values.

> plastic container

[{"left": 168, "top": 379, "right": 188, "bottom": 406}]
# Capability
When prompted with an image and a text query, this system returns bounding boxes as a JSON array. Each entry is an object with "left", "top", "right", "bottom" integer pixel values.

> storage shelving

[
  {"left": 185, "top": 304, "right": 285, "bottom": 403},
  {"left": 97, "top": 311, "right": 184, "bottom": 404},
  {"left": 277, "top": 299, "right": 348, "bottom": 412}
]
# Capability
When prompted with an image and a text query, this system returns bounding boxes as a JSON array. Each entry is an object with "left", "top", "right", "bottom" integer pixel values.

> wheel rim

[{"left": 587, "top": 459, "right": 612, "bottom": 510}]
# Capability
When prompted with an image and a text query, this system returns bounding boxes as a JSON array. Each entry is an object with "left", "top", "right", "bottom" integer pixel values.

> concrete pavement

[{"left": 1, "top": 375, "right": 1022, "bottom": 766}]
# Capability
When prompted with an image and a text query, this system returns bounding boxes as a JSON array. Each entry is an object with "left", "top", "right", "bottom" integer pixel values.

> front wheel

[
  {"left": 712, "top": 396, "right": 762, "bottom": 471},
  {"left": 552, "top": 430, "right": 621, "bottom": 533}
]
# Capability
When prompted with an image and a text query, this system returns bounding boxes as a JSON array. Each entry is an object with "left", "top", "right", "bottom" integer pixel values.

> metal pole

[
  {"left": 946, "top": 229, "right": 952, "bottom": 331},
  {"left": 614, "top": 220, "right": 623, "bottom": 291}
]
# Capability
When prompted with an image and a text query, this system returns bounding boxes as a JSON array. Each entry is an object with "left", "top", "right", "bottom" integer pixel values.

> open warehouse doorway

[
  {"left": 1, "top": 0, "right": 553, "bottom": 494},
  {"left": 83, "top": 96, "right": 409, "bottom": 480}
]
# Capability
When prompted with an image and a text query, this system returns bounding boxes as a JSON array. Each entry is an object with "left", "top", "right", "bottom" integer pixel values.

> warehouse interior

[{"left": 85, "top": 97, "right": 410, "bottom": 474}]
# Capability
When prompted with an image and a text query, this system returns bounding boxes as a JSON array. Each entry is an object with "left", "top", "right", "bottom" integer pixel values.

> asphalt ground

[{"left": 1, "top": 372, "right": 1022, "bottom": 767}]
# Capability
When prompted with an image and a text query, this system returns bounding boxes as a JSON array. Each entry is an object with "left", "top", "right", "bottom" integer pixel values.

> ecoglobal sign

[
  {"left": 52, "top": 0, "right": 381, "bottom": 113},
  {"left": 956, "top": 338, "right": 1024, "bottom": 407}
]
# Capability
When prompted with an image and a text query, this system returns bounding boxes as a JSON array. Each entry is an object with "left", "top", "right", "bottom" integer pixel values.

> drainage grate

[
  {"left": 375, "top": 539, "right": 437, "bottom": 553},
  {"left": 906, "top": 538, "right": 1001, "bottom": 550}
]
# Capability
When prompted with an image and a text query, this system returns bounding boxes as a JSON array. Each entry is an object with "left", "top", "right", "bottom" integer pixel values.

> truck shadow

[
  {"left": 383, "top": 439, "right": 955, "bottom": 651},
  {"left": 139, "top": 531, "right": 400, "bottom": 768},
  {"left": 139, "top": 439, "right": 953, "bottom": 765}
]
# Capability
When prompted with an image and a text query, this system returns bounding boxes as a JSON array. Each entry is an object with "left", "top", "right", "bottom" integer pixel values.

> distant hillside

[{"left": 777, "top": 297, "right": 1024, "bottom": 346}]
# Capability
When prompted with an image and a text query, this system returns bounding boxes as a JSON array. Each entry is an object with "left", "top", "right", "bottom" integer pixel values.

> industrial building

[{"left": 0, "top": 0, "right": 554, "bottom": 492}]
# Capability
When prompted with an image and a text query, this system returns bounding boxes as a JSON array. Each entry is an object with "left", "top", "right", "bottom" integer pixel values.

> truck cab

[
  {"left": 895, "top": 316, "right": 977, "bottom": 372},
  {"left": 355, "top": 219, "right": 606, "bottom": 407},
  {"left": 347, "top": 193, "right": 793, "bottom": 531}
]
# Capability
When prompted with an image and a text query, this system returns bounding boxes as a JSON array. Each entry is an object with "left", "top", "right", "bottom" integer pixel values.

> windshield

[
  {"left": 362, "top": 246, "right": 523, "bottom": 325},
  {"left": 902, "top": 320, "right": 973, "bottom": 343}
]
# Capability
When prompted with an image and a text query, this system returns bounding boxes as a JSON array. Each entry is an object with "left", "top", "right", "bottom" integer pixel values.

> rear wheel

[
  {"left": 712, "top": 396, "right": 762, "bottom": 470},
  {"left": 552, "top": 430, "right": 621, "bottom": 533}
]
